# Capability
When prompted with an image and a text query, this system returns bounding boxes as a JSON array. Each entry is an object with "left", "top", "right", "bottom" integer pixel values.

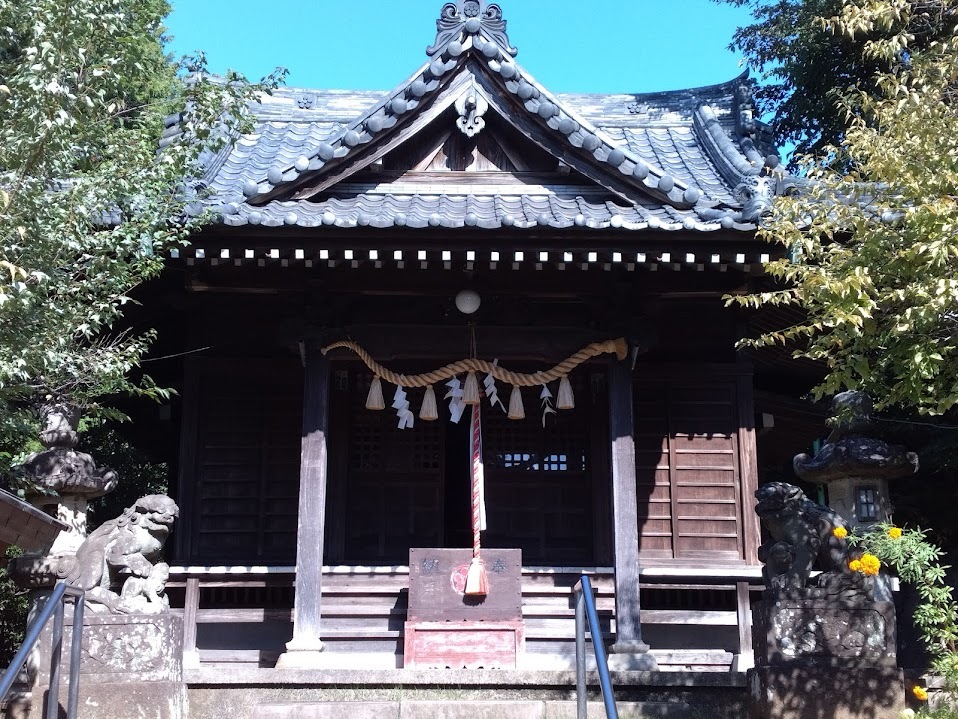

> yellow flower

[
  {"left": 888, "top": 527, "right": 903, "bottom": 539},
  {"left": 912, "top": 685, "right": 928, "bottom": 701},
  {"left": 849, "top": 559, "right": 863, "bottom": 572},
  {"left": 833, "top": 526, "right": 848, "bottom": 539},
  {"left": 860, "top": 554, "right": 881, "bottom": 576}
]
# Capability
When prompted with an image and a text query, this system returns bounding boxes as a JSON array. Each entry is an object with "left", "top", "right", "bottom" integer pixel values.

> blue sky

[{"left": 165, "top": 1, "right": 757, "bottom": 95}]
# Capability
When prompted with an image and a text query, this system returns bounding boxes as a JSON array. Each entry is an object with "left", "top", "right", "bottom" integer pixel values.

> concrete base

[
  {"left": 607, "top": 653, "right": 659, "bottom": 671},
  {"left": 256, "top": 701, "right": 713, "bottom": 719},
  {"left": 748, "top": 666, "right": 907, "bottom": 719},
  {"left": 275, "top": 650, "right": 329, "bottom": 670}
]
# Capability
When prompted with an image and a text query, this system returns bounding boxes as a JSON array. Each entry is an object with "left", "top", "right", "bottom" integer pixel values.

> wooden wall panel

[
  {"left": 182, "top": 356, "right": 303, "bottom": 564},
  {"left": 633, "top": 368, "right": 755, "bottom": 565}
]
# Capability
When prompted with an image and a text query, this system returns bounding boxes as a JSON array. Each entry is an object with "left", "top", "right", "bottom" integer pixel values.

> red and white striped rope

[{"left": 470, "top": 403, "right": 486, "bottom": 559}]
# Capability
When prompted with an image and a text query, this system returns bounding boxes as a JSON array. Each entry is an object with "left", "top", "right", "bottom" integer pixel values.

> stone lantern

[
  {"left": 792, "top": 391, "right": 918, "bottom": 529},
  {"left": 20, "top": 401, "right": 118, "bottom": 554}
]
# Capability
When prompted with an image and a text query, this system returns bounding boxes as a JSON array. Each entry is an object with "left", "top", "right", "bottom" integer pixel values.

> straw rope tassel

[
  {"left": 366, "top": 375, "right": 385, "bottom": 410},
  {"left": 465, "top": 403, "right": 488, "bottom": 596},
  {"left": 557, "top": 375, "right": 575, "bottom": 410},
  {"left": 419, "top": 385, "right": 438, "bottom": 421}
]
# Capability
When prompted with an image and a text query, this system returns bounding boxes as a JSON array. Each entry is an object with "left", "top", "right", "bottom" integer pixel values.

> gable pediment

[{"left": 244, "top": 19, "right": 703, "bottom": 210}]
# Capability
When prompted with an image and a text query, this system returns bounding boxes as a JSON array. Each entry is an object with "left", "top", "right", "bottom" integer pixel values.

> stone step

[{"left": 254, "top": 701, "right": 710, "bottom": 719}]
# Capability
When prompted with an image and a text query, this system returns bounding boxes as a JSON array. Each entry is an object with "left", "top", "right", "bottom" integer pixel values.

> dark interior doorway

[{"left": 329, "top": 366, "right": 601, "bottom": 566}]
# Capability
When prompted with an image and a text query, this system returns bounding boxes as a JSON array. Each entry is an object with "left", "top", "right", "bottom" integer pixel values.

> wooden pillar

[
  {"left": 276, "top": 346, "right": 330, "bottom": 668},
  {"left": 607, "top": 359, "right": 656, "bottom": 669}
]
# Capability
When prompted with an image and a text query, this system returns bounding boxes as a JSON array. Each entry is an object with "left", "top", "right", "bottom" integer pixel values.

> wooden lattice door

[
  {"left": 338, "top": 370, "right": 445, "bottom": 563},
  {"left": 480, "top": 374, "right": 595, "bottom": 565}
]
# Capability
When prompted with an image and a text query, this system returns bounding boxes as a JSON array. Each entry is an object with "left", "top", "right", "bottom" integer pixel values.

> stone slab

[
  {"left": 4, "top": 681, "right": 186, "bottom": 719},
  {"left": 544, "top": 701, "right": 730, "bottom": 719},
  {"left": 184, "top": 667, "right": 748, "bottom": 688},
  {"left": 257, "top": 702, "right": 400, "bottom": 719},
  {"left": 748, "top": 666, "right": 907, "bottom": 719},
  {"left": 400, "top": 701, "right": 543, "bottom": 719}
]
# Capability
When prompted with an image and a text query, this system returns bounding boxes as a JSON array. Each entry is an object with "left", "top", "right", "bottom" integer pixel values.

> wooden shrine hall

[{"left": 153, "top": 0, "right": 817, "bottom": 674}]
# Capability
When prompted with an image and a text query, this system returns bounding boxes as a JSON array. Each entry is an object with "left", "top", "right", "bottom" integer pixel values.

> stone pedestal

[
  {"left": 753, "top": 598, "right": 897, "bottom": 667},
  {"left": 748, "top": 599, "right": 905, "bottom": 718},
  {"left": 15, "top": 612, "right": 185, "bottom": 719}
]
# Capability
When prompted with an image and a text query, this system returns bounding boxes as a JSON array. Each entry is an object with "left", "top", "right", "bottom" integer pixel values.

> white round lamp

[{"left": 455, "top": 289, "right": 481, "bottom": 315}]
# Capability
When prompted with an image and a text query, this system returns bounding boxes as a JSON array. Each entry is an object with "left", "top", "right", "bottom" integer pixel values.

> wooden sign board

[{"left": 407, "top": 548, "right": 522, "bottom": 622}]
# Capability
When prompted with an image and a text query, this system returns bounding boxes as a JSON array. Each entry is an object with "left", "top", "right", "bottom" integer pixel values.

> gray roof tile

[{"left": 185, "top": 23, "right": 782, "bottom": 233}]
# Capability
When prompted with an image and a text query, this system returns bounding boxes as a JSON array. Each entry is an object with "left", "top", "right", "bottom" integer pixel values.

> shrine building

[{"left": 152, "top": 0, "right": 822, "bottom": 674}]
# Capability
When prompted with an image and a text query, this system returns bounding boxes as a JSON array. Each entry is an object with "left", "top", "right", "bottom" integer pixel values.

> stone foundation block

[
  {"left": 749, "top": 666, "right": 906, "bottom": 719},
  {"left": 753, "top": 599, "right": 897, "bottom": 667}
]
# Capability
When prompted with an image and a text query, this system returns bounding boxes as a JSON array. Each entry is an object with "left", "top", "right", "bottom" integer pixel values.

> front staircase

[
  {"left": 171, "top": 566, "right": 757, "bottom": 719},
  {"left": 170, "top": 566, "right": 759, "bottom": 671}
]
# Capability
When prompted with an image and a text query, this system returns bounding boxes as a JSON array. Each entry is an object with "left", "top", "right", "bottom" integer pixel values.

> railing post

[
  {"left": 575, "top": 582, "right": 587, "bottom": 719},
  {"left": 581, "top": 575, "right": 618, "bottom": 719},
  {"left": 182, "top": 577, "right": 201, "bottom": 669},
  {"left": 44, "top": 597, "right": 65, "bottom": 719},
  {"left": 733, "top": 580, "right": 755, "bottom": 672},
  {"left": 66, "top": 589, "right": 84, "bottom": 719}
]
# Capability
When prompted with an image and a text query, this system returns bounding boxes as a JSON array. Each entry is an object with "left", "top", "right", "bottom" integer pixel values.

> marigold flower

[
  {"left": 888, "top": 527, "right": 902, "bottom": 539},
  {"left": 833, "top": 526, "right": 848, "bottom": 539},
  {"left": 860, "top": 554, "right": 881, "bottom": 576},
  {"left": 848, "top": 559, "right": 863, "bottom": 572},
  {"left": 912, "top": 685, "right": 928, "bottom": 701}
]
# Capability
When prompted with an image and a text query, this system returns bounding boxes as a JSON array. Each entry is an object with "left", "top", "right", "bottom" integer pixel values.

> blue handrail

[
  {"left": 574, "top": 574, "right": 618, "bottom": 719},
  {"left": 0, "top": 582, "right": 85, "bottom": 719}
]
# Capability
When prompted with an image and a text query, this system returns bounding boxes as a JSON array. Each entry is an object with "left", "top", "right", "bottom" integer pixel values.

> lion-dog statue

[
  {"left": 65, "top": 494, "right": 179, "bottom": 612},
  {"left": 754, "top": 482, "right": 862, "bottom": 598}
]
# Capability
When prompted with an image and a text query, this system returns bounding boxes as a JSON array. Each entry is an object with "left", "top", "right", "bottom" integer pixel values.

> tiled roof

[{"left": 186, "top": 1, "right": 785, "bottom": 234}]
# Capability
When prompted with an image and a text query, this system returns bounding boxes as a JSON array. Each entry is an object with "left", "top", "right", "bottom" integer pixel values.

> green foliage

[
  {"left": 0, "top": 545, "right": 28, "bottom": 668},
  {"left": 0, "top": 0, "right": 284, "bottom": 460},
  {"left": 729, "top": 0, "right": 958, "bottom": 414},
  {"left": 715, "top": 0, "right": 956, "bottom": 159},
  {"left": 851, "top": 524, "right": 958, "bottom": 714},
  {"left": 78, "top": 423, "right": 168, "bottom": 530}
]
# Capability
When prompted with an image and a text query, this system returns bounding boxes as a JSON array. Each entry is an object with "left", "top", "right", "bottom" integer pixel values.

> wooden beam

[
  {"left": 276, "top": 346, "right": 331, "bottom": 667},
  {"left": 607, "top": 359, "right": 653, "bottom": 660},
  {"left": 736, "top": 369, "right": 761, "bottom": 565}
]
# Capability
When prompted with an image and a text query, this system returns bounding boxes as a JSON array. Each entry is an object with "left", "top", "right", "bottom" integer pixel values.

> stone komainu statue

[
  {"left": 66, "top": 494, "right": 179, "bottom": 612},
  {"left": 754, "top": 482, "right": 869, "bottom": 598}
]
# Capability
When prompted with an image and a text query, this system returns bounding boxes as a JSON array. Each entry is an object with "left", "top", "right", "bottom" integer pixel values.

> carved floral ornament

[{"left": 427, "top": 0, "right": 517, "bottom": 57}]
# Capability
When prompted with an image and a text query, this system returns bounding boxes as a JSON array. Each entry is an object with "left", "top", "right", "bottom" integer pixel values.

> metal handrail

[
  {"left": 0, "top": 582, "right": 85, "bottom": 719},
  {"left": 574, "top": 574, "right": 618, "bottom": 719}
]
